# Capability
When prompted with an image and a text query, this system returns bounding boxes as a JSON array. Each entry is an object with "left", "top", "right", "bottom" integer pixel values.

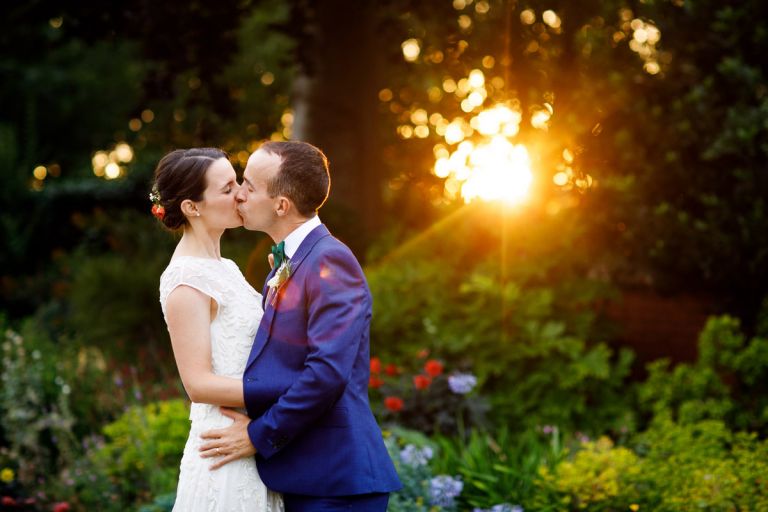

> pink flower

[{"left": 53, "top": 502, "right": 71, "bottom": 512}]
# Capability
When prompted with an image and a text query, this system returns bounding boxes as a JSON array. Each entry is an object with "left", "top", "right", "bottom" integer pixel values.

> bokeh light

[
  {"left": 401, "top": 39, "right": 421, "bottom": 62},
  {"left": 91, "top": 142, "right": 134, "bottom": 179}
]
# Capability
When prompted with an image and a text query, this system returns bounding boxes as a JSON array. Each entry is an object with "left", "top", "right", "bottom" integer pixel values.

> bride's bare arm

[{"left": 165, "top": 285, "right": 245, "bottom": 407}]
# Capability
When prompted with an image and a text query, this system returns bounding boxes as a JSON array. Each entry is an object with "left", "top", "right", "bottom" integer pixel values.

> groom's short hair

[{"left": 260, "top": 141, "right": 330, "bottom": 216}]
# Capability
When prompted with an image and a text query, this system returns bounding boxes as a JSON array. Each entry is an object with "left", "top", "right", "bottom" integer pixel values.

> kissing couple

[{"left": 154, "top": 141, "right": 401, "bottom": 511}]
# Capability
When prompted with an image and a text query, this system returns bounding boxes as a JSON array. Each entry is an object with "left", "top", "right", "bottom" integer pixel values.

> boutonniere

[{"left": 266, "top": 260, "right": 292, "bottom": 306}]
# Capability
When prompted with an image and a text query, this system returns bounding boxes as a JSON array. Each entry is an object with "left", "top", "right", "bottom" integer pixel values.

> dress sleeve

[{"left": 159, "top": 260, "right": 224, "bottom": 319}]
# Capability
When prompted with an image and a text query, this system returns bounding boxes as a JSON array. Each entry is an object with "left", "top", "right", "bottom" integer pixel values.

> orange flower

[
  {"left": 413, "top": 374, "right": 432, "bottom": 390},
  {"left": 385, "top": 363, "right": 401, "bottom": 376},
  {"left": 416, "top": 348, "right": 430, "bottom": 359},
  {"left": 384, "top": 396, "right": 404, "bottom": 412},
  {"left": 369, "top": 376, "right": 384, "bottom": 389},
  {"left": 424, "top": 359, "right": 444, "bottom": 377},
  {"left": 370, "top": 357, "right": 382, "bottom": 374}
]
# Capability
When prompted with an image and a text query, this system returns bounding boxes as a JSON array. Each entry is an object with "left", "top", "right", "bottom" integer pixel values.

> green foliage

[
  {"left": 0, "top": 322, "right": 78, "bottom": 486},
  {"left": 637, "top": 315, "right": 768, "bottom": 434},
  {"left": 368, "top": 207, "right": 634, "bottom": 433},
  {"left": 631, "top": 418, "right": 768, "bottom": 511},
  {"left": 75, "top": 400, "right": 189, "bottom": 511},
  {"left": 536, "top": 436, "right": 641, "bottom": 511},
  {"left": 534, "top": 418, "right": 768, "bottom": 511},
  {"left": 137, "top": 493, "right": 176, "bottom": 512},
  {"left": 62, "top": 208, "right": 167, "bottom": 344},
  {"left": 0, "top": 317, "right": 150, "bottom": 509},
  {"left": 432, "top": 427, "right": 564, "bottom": 511}
]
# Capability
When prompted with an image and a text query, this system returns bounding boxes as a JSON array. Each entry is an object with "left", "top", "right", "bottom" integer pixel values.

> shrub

[
  {"left": 80, "top": 399, "right": 189, "bottom": 509},
  {"left": 0, "top": 324, "right": 79, "bottom": 488},
  {"left": 633, "top": 418, "right": 768, "bottom": 511},
  {"left": 536, "top": 436, "right": 641, "bottom": 511},
  {"left": 367, "top": 207, "right": 635, "bottom": 434},
  {"left": 432, "top": 427, "right": 562, "bottom": 511},
  {"left": 637, "top": 315, "right": 768, "bottom": 434},
  {"left": 369, "top": 355, "right": 489, "bottom": 435},
  {"left": 534, "top": 418, "right": 768, "bottom": 511}
]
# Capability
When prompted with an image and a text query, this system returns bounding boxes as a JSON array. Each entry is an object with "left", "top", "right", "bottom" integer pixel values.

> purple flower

[
  {"left": 429, "top": 475, "right": 463, "bottom": 507},
  {"left": 399, "top": 444, "right": 433, "bottom": 467},
  {"left": 448, "top": 372, "right": 477, "bottom": 394},
  {"left": 473, "top": 505, "right": 523, "bottom": 512}
]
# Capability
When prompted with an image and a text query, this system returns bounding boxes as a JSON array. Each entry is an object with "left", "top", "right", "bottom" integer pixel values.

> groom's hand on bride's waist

[{"left": 199, "top": 407, "right": 256, "bottom": 470}]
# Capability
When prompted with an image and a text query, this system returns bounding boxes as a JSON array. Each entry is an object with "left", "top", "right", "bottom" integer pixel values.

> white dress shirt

[{"left": 282, "top": 215, "right": 322, "bottom": 259}]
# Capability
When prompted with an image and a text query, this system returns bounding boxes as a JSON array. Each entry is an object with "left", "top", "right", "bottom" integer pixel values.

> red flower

[
  {"left": 413, "top": 374, "right": 432, "bottom": 390},
  {"left": 384, "top": 396, "right": 404, "bottom": 412},
  {"left": 368, "top": 376, "right": 384, "bottom": 389},
  {"left": 416, "top": 348, "right": 430, "bottom": 359},
  {"left": 385, "top": 363, "right": 401, "bottom": 376},
  {"left": 151, "top": 204, "right": 165, "bottom": 220},
  {"left": 2, "top": 496, "right": 16, "bottom": 506},
  {"left": 370, "top": 357, "right": 382, "bottom": 374},
  {"left": 53, "top": 502, "right": 71, "bottom": 512},
  {"left": 424, "top": 359, "right": 444, "bottom": 378}
]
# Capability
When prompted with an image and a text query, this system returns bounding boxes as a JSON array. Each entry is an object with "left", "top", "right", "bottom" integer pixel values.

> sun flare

[{"left": 431, "top": 103, "right": 534, "bottom": 204}]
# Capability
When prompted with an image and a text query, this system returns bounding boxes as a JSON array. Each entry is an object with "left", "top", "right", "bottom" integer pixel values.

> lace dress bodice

[
  {"left": 159, "top": 256, "right": 282, "bottom": 512},
  {"left": 160, "top": 256, "right": 261, "bottom": 375}
]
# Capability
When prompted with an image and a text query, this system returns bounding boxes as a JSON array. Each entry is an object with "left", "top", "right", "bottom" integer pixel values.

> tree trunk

[{"left": 289, "top": 0, "right": 385, "bottom": 257}]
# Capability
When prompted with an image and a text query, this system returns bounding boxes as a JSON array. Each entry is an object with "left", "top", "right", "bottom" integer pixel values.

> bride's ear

[{"left": 180, "top": 199, "right": 200, "bottom": 219}]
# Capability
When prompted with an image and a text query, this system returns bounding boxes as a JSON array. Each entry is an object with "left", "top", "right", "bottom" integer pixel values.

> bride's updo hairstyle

[{"left": 152, "top": 148, "right": 228, "bottom": 230}]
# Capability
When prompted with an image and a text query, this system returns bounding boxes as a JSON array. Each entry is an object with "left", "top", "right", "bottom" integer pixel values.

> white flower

[{"left": 267, "top": 261, "right": 292, "bottom": 291}]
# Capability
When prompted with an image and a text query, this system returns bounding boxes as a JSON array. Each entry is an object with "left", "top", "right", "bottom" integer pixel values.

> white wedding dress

[{"left": 159, "top": 256, "right": 283, "bottom": 512}]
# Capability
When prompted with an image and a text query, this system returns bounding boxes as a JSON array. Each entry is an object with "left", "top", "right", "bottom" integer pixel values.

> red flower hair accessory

[{"left": 149, "top": 185, "right": 165, "bottom": 220}]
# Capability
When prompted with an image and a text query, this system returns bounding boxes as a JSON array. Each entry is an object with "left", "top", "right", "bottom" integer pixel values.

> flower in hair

[{"left": 149, "top": 186, "right": 165, "bottom": 220}]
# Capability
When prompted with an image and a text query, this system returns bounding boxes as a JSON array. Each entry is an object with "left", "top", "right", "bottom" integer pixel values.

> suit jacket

[{"left": 243, "top": 224, "right": 402, "bottom": 496}]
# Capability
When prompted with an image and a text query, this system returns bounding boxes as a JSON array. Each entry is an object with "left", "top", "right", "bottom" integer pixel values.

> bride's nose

[{"left": 235, "top": 186, "right": 245, "bottom": 202}]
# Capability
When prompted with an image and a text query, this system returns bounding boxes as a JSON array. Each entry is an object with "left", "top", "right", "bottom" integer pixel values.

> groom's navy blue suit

[{"left": 243, "top": 224, "right": 401, "bottom": 510}]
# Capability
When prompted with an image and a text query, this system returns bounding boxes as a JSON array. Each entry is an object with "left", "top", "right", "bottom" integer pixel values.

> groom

[{"left": 199, "top": 141, "right": 401, "bottom": 510}]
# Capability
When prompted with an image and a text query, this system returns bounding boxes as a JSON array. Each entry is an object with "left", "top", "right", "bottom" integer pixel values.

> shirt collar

[{"left": 283, "top": 215, "right": 322, "bottom": 259}]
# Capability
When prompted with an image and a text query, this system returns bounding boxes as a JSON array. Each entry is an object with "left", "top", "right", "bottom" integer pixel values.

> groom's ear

[{"left": 274, "top": 196, "right": 292, "bottom": 217}]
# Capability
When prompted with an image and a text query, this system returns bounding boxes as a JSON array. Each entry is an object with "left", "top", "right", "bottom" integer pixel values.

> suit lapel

[
  {"left": 261, "top": 266, "right": 278, "bottom": 309},
  {"left": 246, "top": 224, "right": 332, "bottom": 371}
]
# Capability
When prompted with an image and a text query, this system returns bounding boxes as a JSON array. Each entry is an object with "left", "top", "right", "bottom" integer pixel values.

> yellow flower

[
  {"left": 630, "top": 505, "right": 640, "bottom": 511},
  {"left": 0, "top": 467, "right": 14, "bottom": 483}
]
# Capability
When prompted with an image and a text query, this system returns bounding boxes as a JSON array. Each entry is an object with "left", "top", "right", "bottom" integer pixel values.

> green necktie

[{"left": 271, "top": 241, "right": 287, "bottom": 269}]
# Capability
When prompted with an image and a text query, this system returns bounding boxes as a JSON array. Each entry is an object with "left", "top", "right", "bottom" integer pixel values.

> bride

[{"left": 152, "top": 148, "right": 283, "bottom": 511}]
